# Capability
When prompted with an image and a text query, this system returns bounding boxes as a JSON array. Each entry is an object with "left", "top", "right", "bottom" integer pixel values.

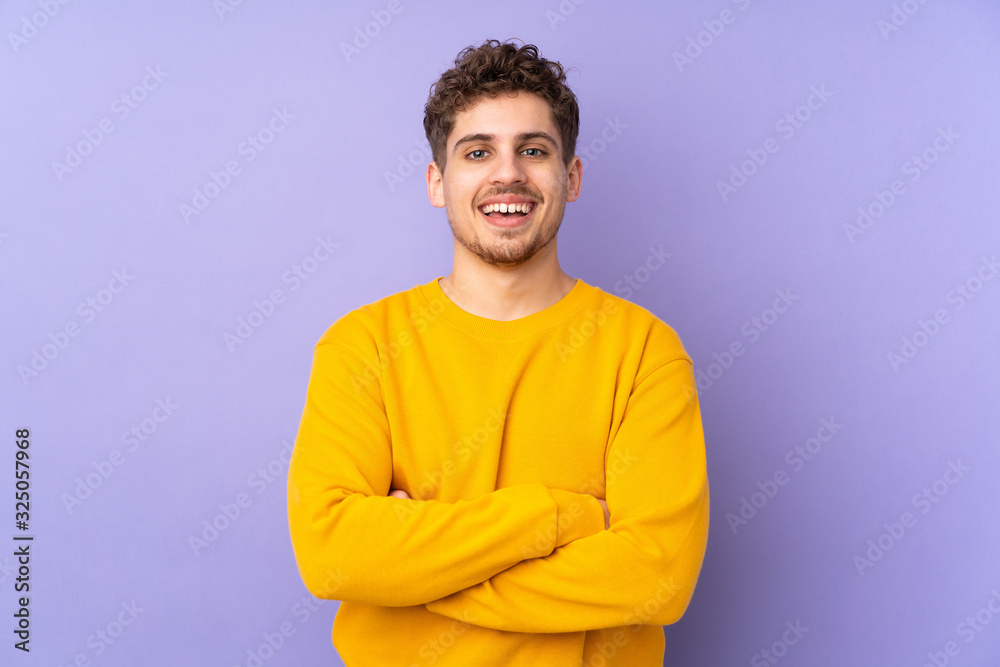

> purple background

[{"left": 3, "top": 1, "right": 999, "bottom": 665}]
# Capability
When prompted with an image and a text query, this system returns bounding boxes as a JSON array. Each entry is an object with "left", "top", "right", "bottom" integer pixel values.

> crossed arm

[
  {"left": 394, "top": 360, "right": 710, "bottom": 634},
  {"left": 288, "top": 341, "right": 709, "bottom": 634}
]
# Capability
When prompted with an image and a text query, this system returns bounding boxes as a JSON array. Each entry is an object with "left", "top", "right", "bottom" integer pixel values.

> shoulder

[
  {"left": 590, "top": 286, "right": 692, "bottom": 366},
  {"left": 316, "top": 281, "right": 424, "bottom": 353}
]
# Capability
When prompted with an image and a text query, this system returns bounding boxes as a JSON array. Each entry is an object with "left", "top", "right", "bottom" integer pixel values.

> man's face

[{"left": 427, "top": 91, "right": 582, "bottom": 269}]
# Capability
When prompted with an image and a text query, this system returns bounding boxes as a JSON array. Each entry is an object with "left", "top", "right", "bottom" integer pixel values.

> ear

[
  {"left": 427, "top": 161, "right": 445, "bottom": 208},
  {"left": 565, "top": 155, "right": 582, "bottom": 203}
]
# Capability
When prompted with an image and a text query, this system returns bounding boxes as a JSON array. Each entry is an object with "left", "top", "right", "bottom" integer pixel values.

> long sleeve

[
  {"left": 423, "top": 359, "right": 710, "bottom": 633},
  {"left": 286, "top": 339, "right": 607, "bottom": 608}
]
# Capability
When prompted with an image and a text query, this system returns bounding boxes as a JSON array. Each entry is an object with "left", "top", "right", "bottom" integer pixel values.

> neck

[{"left": 439, "top": 248, "right": 576, "bottom": 321}]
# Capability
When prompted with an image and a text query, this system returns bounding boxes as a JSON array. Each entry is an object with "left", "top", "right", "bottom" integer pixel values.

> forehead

[{"left": 448, "top": 92, "right": 559, "bottom": 144}]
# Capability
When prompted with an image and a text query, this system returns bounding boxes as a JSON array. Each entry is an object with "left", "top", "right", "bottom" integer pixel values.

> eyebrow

[{"left": 451, "top": 131, "right": 559, "bottom": 155}]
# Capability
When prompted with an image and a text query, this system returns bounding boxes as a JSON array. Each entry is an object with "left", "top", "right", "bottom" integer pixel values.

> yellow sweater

[{"left": 287, "top": 276, "right": 710, "bottom": 666}]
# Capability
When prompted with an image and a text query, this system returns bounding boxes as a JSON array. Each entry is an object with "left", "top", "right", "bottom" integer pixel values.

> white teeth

[{"left": 480, "top": 202, "right": 533, "bottom": 214}]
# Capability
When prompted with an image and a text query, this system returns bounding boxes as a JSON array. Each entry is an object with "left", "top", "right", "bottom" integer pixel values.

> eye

[
  {"left": 523, "top": 147, "right": 546, "bottom": 157},
  {"left": 467, "top": 149, "right": 489, "bottom": 160}
]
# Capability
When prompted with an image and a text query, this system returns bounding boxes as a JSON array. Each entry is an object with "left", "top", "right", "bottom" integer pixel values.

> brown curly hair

[{"left": 423, "top": 39, "right": 580, "bottom": 173}]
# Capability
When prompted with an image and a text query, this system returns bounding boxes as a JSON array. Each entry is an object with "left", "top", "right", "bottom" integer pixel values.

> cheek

[
  {"left": 444, "top": 178, "right": 478, "bottom": 204},
  {"left": 539, "top": 169, "right": 565, "bottom": 191}
]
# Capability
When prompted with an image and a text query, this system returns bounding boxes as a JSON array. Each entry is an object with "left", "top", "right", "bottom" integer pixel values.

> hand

[
  {"left": 389, "top": 489, "right": 411, "bottom": 499},
  {"left": 596, "top": 498, "right": 610, "bottom": 529}
]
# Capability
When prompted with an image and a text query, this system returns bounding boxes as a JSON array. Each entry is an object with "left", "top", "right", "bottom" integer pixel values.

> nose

[{"left": 489, "top": 147, "right": 527, "bottom": 185}]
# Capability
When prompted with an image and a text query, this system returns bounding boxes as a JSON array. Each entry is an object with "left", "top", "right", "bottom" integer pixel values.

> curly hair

[{"left": 423, "top": 39, "right": 579, "bottom": 173}]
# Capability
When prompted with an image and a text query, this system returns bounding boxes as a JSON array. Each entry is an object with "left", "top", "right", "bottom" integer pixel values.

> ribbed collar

[{"left": 418, "top": 276, "right": 598, "bottom": 341}]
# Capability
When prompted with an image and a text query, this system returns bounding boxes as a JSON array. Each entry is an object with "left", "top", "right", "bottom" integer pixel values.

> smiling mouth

[
  {"left": 477, "top": 202, "right": 536, "bottom": 229},
  {"left": 478, "top": 202, "right": 535, "bottom": 219}
]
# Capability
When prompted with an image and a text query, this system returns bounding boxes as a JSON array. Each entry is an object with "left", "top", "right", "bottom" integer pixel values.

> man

[{"left": 287, "top": 39, "right": 710, "bottom": 666}]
